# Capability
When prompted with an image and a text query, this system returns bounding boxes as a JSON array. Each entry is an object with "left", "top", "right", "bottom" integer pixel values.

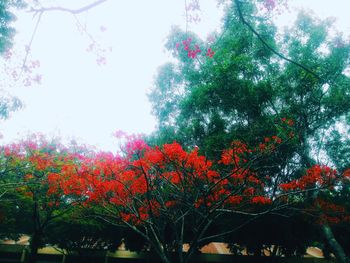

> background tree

[
  {"left": 0, "top": 0, "right": 26, "bottom": 54},
  {"left": 45, "top": 206, "right": 123, "bottom": 261},
  {"left": 0, "top": 0, "right": 26, "bottom": 119}
]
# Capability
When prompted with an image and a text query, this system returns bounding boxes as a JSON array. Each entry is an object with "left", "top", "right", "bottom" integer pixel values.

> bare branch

[
  {"left": 16, "top": 0, "right": 108, "bottom": 80},
  {"left": 29, "top": 0, "right": 108, "bottom": 15},
  {"left": 17, "top": 11, "right": 42, "bottom": 80}
]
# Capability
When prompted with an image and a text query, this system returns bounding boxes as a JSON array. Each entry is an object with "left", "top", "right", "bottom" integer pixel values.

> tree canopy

[
  {"left": 149, "top": 0, "right": 350, "bottom": 261},
  {"left": 1, "top": 1, "right": 350, "bottom": 263},
  {"left": 0, "top": 0, "right": 25, "bottom": 55}
]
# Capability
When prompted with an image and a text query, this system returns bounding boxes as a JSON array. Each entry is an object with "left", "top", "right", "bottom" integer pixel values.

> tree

[
  {"left": 1, "top": 135, "right": 347, "bottom": 263},
  {"left": 54, "top": 134, "right": 348, "bottom": 263},
  {"left": 320, "top": 126, "right": 350, "bottom": 259},
  {"left": 149, "top": 0, "right": 350, "bottom": 261},
  {"left": 0, "top": 0, "right": 26, "bottom": 55},
  {"left": 0, "top": 0, "right": 26, "bottom": 118},
  {"left": 0, "top": 136, "right": 85, "bottom": 263}
]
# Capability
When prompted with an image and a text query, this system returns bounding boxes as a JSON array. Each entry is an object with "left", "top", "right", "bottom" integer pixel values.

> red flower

[
  {"left": 272, "top": 136, "right": 282, "bottom": 144},
  {"left": 251, "top": 196, "right": 272, "bottom": 205},
  {"left": 259, "top": 143, "right": 266, "bottom": 151},
  {"left": 206, "top": 48, "right": 215, "bottom": 58},
  {"left": 343, "top": 169, "right": 350, "bottom": 178},
  {"left": 227, "top": 195, "right": 243, "bottom": 205}
]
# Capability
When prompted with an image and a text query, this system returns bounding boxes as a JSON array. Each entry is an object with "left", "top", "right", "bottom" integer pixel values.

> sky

[{"left": 0, "top": 0, "right": 349, "bottom": 152}]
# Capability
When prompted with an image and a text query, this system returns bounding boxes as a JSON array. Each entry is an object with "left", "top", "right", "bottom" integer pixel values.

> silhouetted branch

[{"left": 234, "top": 0, "right": 321, "bottom": 81}]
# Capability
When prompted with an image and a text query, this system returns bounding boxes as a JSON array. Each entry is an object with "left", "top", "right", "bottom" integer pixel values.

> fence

[{"left": 0, "top": 244, "right": 336, "bottom": 263}]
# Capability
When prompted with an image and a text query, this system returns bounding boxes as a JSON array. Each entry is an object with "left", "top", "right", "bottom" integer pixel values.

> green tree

[
  {"left": 149, "top": 1, "right": 350, "bottom": 261},
  {"left": 45, "top": 207, "right": 123, "bottom": 261},
  {"left": 0, "top": 136, "right": 85, "bottom": 263},
  {"left": 0, "top": 0, "right": 26, "bottom": 118},
  {"left": 0, "top": 0, "right": 25, "bottom": 54}
]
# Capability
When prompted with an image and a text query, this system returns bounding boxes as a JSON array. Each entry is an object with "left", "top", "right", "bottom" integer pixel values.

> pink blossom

[
  {"left": 263, "top": 0, "right": 276, "bottom": 10},
  {"left": 206, "top": 48, "right": 215, "bottom": 58}
]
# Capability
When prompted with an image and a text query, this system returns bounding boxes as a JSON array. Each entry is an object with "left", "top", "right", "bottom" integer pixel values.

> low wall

[{"left": 0, "top": 244, "right": 336, "bottom": 263}]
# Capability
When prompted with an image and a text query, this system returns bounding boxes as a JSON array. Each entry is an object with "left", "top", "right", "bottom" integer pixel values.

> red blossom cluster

[
  {"left": 257, "top": 135, "right": 283, "bottom": 152},
  {"left": 314, "top": 199, "right": 350, "bottom": 225},
  {"left": 220, "top": 141, "right": 250, "bottom": 165},
  {"left": 280, "top": 165, "right": 337, "bottom": 192},
  {"left": 206, "top": 48, "right": 215, "bottom": 58},
  {"left": 178, "top": 38, "right": 202, "bottom": 58},
  {"left": 343, "top": 169, "right": 350, "bottom": 178},
  {"left": 32, "top": 138, "right": 268, "bottom": 223},
  {"left": 1, "top": 135, "right": 347, "bottom": 226},
  {"left": 281, "top": 117, "right": 294, "bottom": 126},
  {"left": 251, "top": 196, "right": 272, "bottom": 205},
  {"left": 176, "top": 38, "right": 215, "bottom": 59}
]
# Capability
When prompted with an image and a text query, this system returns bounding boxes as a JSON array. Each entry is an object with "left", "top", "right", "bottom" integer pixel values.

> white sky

[{"left": 0, "top": 0, "right": 349, "bottom": 152}]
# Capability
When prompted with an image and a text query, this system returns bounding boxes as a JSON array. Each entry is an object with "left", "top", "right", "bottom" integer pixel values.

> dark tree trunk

[
  {"left": 322, "top": 223, "right": 349, "bottom": 263},
  {"left": 27, "top": 200, "right": 43, "bottom": 263},
  {"left": 27, "top": 230, "right": 42, "bottom": 263}
]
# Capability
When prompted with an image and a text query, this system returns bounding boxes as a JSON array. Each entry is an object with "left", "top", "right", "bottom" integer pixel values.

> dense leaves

[{"left": 0, "top": 0, "right": 25, "bottom": 54}]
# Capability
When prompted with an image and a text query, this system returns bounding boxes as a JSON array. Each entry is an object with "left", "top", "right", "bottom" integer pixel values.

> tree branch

[
  {"left": 234, "top": 0, "right": 321, "bottom": 81},
  {"left": 29, "top": 0, "right": 108, "bottom": 15}
]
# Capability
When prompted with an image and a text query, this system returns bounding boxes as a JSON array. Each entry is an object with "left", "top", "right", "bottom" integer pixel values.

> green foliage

[
  {"left": 325, "top": 128, "right": 350, "bottom": 172},
  {"left": 149, "top": 0, "right": 350, "bottom": 164},
  {"left": 0, "top": 0, "right": 26, "bottom": 119},
  {"left": 149, "top": 0, "right": 350, "bottom": 257},
  {"left": 0, "top": 94, "right": 22, "bottom": 120},
  {"left": 0, "top": 0, "right": 26, "bottom": 54},
  {"left": 45, "top": 208, "right": 123, "bottom": 255},
  {"left": 0, "top": 191, "right": 32, "bottom": 240}
]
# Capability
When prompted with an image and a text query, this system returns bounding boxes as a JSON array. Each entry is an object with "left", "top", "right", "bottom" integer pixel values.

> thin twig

[
  {"left": 18, "top": 0, "right": 108, "bottom": 78},
  {"left": 17, "top": 11, "right": 42, "bottom": 80}
]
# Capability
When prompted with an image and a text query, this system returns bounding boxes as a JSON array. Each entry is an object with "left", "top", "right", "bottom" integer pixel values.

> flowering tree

[
  {"left": 46, "top": 134, "right": 349, "bottom": 263},
  {"left": 149, "top": 0, "right": 350, "bottom": 261},
  {"left": 1, "top": 1, "right": 349, "bottom": 262},
  {"left": 0, "top": 136, "right": 85, "bottom": 263},
  {"left": 0, "top": 134, "right": 348, "bottom": 262}
]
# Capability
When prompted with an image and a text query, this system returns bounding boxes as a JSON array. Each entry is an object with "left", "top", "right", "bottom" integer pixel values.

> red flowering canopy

[{"left": 49, "top": 136, "right": 345, "bottom": 227}]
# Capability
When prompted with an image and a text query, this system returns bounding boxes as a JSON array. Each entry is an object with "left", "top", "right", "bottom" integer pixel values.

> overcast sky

[{"left": 0, "top": 0, "right": 349, "bottom": 152}]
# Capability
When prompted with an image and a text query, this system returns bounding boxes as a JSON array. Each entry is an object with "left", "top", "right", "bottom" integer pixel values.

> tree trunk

[
  {"left": 27, "top": 231, "right": 42, "bottom": 263},
  {"left": 27, "top": 200, "right": 42, "bottom": 263},
  {"left": 322, "top": 223, "right": 349, "bottom": 263}
]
